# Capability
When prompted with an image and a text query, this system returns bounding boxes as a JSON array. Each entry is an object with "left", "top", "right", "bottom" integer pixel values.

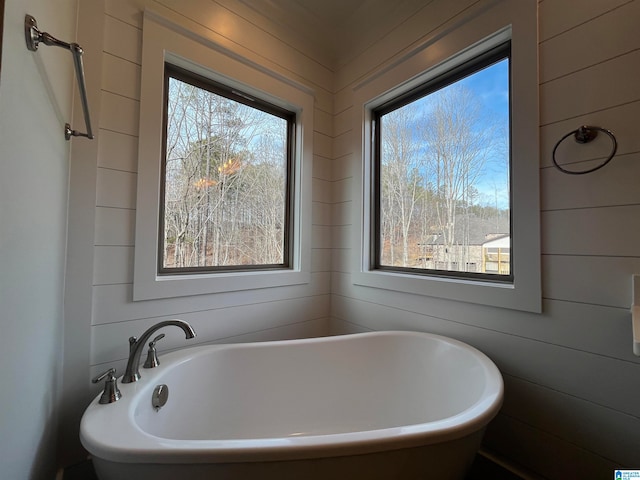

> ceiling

[
  {"left": 292, "top": 0, "right": 370, "bottom": 24},
  {"left": 236, "top": 0, "right": 424, "bottom": 69}
]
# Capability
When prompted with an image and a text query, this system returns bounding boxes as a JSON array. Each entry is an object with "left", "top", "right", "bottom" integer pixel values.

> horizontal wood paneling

[
  {"left": 332, "top": 153, "right": 354, "bottom": 182},
  {"left": 156, "top": 0, "right": 334, "bottom": 91},
  {"left": 330, "top": 301, "right": 640, "bottom": 421},
  {"left": 484, "top": 414, "right": 620, "bottom": 477},
  {"left": 64, "top": 0, "right": 339, "bottom": 468},
  {"left": 331, "top": 201, "right": 352, "bottom": 227},
  {"left": 94, "top": 207, "right": 135, "bottom": 246},
  {"left": 312, "top": 178, "right": 332, "bottom": 204},
  {"left": 327, "top": 1, "right": 640, "bottom": 477},
  {"left": 542, "top": 254, "right": 640, "bottom": 308},
  {"left": 332, "top": 271, "right": 639, "bottom": 364},
  {"left": 97, "top": 129, "right": 139, "bottom": 173},
  {"left": 102, "top": 53, "right": 141, "bottom": 100},
  {"left": 92, "top": 271, "right": 330, "bottom": 325},
  {"left": 541, "top": 153, "right": 640, "bottom": 211},
  {"left": 328, "top": 317, "right": 371, "bottom": 336},
  {"left": 104, "top": 1, "right": 143, "bottom": 29},
  {"left": 69, "top": 0, "right": 640, "bottom": 477},
  {"left": 88, "top": 316, "right": 330, "bottom": 391},
  {"left": 538, "top": 0, "right": 631, "bottom": 42},
  {"left": 212, "top": 0, "right": 333, "bottom": 71},
  {"left": 92, "top": 248, "right": 331, "bottom": 286},
  {"left": 540, "top": 49, "right": 640, "bottom": 125},
  {"left": 93, "top": 246, "right": 134, "bottom": 285},
  {"left": 332, "top": 130, "right": 354, "bottom": 158},
  {"left": 542, "top": 205, "right": 640, "bottom": 256},
  {"left": 96, "top": 168, "right": 137, "bottom": 209},
  {"left": 87, "top": 0, "right": 335, "bottom": 378},
  {"left": 103, "top": 15, "right": 142, "bottom": 64},
  {"left": 99, "top": 91, "right": 139, "bottom": 135},
  {"left": 314, "top": 131, "right": 332, "bottom": 158},
  {"left": 333, "top": 0, "right": 477, "bottom": 93},
  {"left": 312, "top": 201, "right": 331, "bottom": 226},
  {"left": 501, "top": 374, "right": 640, "bottom": 466},
  {"left": 336, "top": 0, "right": 441, "bottom": 71},
  {"left": 311, "top": 225, "right": 331, "bottom": 249},
  {"left": 91, "top": 294, "right": 330, "bottom": 364},
  {"left": 332, "top": 177, "right": 354, "bottom": 204},
  {"left": 331, "top": 225, "right": 352, "bottom": 250},
  {"left": 310, "top": 248, "right": 332, "bottom": 273},
  {"left": 540, "top": 100, "right": 640, "bottom": 169},
  {"left": 539, "top": 0, "right": 640, "bottom": 83},
  {"left": 331, "top": 248, "right": 352, "bottom": 274},
  {"left": 333, "top": 106, "right": 353, "bottom": 138},
  {"left": 312, "top": 155, "right": 332, "bottom": 181},
  {"left": 314, "top": 108, "right": 333, "bottom": 136}
]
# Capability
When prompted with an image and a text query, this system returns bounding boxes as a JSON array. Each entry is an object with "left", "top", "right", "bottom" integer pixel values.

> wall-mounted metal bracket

[
  {"left": 24, "top": 14, "right": 94, "bottom": 141},
  {"left": 573, "top": 125, "right": 599, "bottom": 144}
]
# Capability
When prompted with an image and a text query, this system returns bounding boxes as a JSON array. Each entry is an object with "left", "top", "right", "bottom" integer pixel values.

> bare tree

[
  {"left": 420, "top": 84, "right": 498, "bottom": 270},
  {"left": 162, "top": 76, "right": 288, "bottom": 269},
  {"left": 379, "top": 103, "right": 423, "bottom": 267}
]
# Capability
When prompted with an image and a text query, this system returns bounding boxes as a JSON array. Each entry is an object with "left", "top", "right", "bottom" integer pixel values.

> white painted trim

[
  {"left": 351, "top": 0, "right": 541, "bottom": 313},
  {"left": 133, "top": 11, "right": 313, "bottom": 301},
  {"left": 144, "top": 9, "right": 316, "bottom": 97}
]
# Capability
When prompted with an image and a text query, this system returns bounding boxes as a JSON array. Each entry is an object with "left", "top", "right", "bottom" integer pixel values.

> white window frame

[
  {"left": 352, "top": 1, "right": 540, "bottom": 313},
  {"left": 133, "top": 11, "right": 313, "bottom": 301}
]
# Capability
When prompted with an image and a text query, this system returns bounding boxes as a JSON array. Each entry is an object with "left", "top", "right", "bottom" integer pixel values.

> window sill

[
  {"left": 352, "top": 269, "right": 540, "bottom": 313},
  {"left": 134, "top": 269, "right": 311, "bottom": 301}
]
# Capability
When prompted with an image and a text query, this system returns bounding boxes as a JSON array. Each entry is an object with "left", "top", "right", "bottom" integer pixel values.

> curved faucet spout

[{"left": 121, "top": 320, "right": 196, "bottom": 383}]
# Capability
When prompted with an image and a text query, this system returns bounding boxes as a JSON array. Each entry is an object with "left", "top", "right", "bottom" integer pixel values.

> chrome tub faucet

[{"left": 122, "top": 320, "right": 196, "bottom": 383}]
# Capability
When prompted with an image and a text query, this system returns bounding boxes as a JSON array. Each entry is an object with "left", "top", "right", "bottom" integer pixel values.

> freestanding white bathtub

[{"left": 80, "top": 331, "right": 503, "bottom": 480}]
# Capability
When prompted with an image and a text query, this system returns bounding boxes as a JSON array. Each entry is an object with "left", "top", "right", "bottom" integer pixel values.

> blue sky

[
  {"left": 457, "top": 58, "right": 510, "bottom": 210},
  {"left": 384, "top": 57, "right": 511, "bottom": 210}
]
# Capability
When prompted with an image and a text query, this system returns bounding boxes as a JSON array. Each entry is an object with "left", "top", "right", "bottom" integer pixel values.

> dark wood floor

[
  {"left": 64, "top": 453, "right": 523, "bottom": 479},
  {"left": 467, "top": 454, "right": 523, "bottom": 479}
]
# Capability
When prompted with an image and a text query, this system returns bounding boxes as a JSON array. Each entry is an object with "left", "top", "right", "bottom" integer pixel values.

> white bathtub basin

[{"left": 81, "top": 331, "right": 503, "bottom": 479}]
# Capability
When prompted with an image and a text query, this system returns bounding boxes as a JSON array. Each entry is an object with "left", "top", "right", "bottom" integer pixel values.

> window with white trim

[
  {"left": 133, "top": 12, "right": 313, "bottom": 301},
  {"left": 353, "top": 4, "right": 540, "bottom": 313}
]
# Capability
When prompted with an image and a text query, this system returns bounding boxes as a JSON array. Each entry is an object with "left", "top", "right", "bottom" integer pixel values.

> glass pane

[
  {"left": 162, "top": 76, "right": 289, "bottom": 269},
  {"left": 379, "top": 58, "right": 510, "bottom": 276}
]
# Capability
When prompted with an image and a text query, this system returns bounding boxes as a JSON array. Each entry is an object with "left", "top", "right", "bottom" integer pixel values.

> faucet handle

[
  {"left": 149, "top": 333, "right": 165, "bottom": 348},
  {"left": 143, "top": 334, "right": 165, "bottom": 369},
  {"left": 92, "top": 367, "right": 117, "bottom": 384},
  {"left": 92, "top": 368, "right": 122, "bottom": 404}
]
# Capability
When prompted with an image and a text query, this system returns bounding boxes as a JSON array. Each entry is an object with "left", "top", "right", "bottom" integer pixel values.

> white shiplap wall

[
  {"left": 329, "top": 0, "right": 640, "bottom": 478},
  {"left": 61, "top": 0, "right": 640, "bottom": 476},
  {"left": 62, "top": 0, "right": 333, "bottom": 459},
  {"left": 91, "top": 0, "right": 335, "bottom": 372}
]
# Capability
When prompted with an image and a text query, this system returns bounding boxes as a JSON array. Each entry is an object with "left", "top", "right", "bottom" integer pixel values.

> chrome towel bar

[{"left": 24, "top": 14, "right": 94, "bottom": 141}]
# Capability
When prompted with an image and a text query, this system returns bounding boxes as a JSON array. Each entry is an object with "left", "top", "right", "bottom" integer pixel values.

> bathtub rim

[{"left": 80, "top": 330, "right": 504, "bottom": 464}]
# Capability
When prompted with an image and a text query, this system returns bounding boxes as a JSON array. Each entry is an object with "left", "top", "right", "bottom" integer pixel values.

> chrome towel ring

[{"left": 552, "top": 125, "right": 617, "bottom": 175}]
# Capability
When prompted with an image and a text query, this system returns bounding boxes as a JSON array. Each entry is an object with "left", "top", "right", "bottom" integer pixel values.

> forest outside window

[
  {"left": 372, "top": 42, "right": 512, "bottom": 283},
  {"left": 160, "top": 65, "right": 295, "bottom": 275}
]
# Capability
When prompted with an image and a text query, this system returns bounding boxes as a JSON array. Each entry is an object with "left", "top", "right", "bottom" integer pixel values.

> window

[
  {"left": 160, "top": 65, "right": 295, "bottom": 274},
  {"left": 372, "top": 43, "right": 511, "bottom": 283},
  {"left": 352, "top": 5, "right": 540, "bottom": 313},
  {"left": 133, "top": 12, "right": 313, "bottom": 301}
]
